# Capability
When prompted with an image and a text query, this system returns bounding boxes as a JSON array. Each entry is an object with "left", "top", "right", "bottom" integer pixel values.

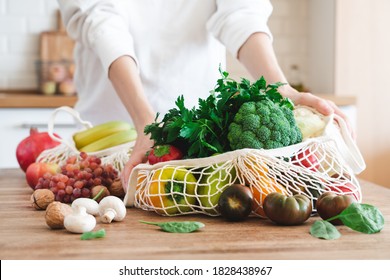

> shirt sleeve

[
  {"left": 57, "top": 0, "right": 137, "bottom": 74},
  {"left": 206, "top": 0, "right": 273, "bottom": 58}
]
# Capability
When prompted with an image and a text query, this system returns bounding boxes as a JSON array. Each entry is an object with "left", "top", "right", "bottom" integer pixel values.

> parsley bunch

[{"left": 144, "top": 68, "right": 294, "bottom": 158}]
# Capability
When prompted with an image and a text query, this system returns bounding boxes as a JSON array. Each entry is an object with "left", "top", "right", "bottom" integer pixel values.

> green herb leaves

[
  {"left": 144, "top": 68, "right": 293, "bottom": 159},
  {"left": 310, "top": 220, "right": 341, "bottom": 240},
  {"left": 140, "top": 220, "right": 205, "bottom": 233},
  {"left": 310, "top": 202, "right": 384, "bottom": 240}
]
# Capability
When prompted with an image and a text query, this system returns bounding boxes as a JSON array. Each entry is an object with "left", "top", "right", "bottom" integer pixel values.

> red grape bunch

[{"left": 35, "top": 152, "right": 118, "bottom": 203}]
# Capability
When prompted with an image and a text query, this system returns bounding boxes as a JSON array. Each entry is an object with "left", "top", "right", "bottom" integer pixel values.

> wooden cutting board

[{"left": 39, "top": 10, "right": 75, "bottom": 62}]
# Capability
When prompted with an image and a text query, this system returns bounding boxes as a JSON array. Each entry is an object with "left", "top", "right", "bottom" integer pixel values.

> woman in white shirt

[{"left": 58, "top": 0, "right": 350, "bottom": 187}]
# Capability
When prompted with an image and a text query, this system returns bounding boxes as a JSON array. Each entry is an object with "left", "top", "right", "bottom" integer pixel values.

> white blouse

[{"left": 58, "top": 0, "right": 273, "bottom": 125}]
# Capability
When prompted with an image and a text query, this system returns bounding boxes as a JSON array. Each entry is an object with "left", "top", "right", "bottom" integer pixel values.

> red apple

[
  {"left": 25, "top": 162, "right": 60, "bottom": 189},
  {"left": 292, "top": 149, "right": 319, "bottom": 171},
  {"left": 329, "top": 182, "right": 361, "bottom": 201}
]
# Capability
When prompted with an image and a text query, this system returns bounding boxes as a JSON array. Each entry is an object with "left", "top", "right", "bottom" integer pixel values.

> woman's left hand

[{"left": 278, "top": 84, "right": 356, "bottom": 139}]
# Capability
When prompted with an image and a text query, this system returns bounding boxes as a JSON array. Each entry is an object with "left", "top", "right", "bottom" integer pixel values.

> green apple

[{"left": 197, "top": 164, "right": 236, "bottom": 214}]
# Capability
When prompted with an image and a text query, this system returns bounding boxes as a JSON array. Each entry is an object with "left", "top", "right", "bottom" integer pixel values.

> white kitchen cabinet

[{"left": 0, "top": 108, "right": 78, "bottom": 169}]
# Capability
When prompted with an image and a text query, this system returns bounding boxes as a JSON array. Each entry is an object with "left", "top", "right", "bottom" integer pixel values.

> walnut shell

[
  {"left": 108, "top": 179, "right": 126, "bottom": 198},
  {"left": 45, "top": 202, "right": 73, "bottom": 229},
  {"left": 31, "top": 189, "right": 55, "bottom": 210},
  {"left": 91, "top": 185, "right": 110, "bottom": 202}
]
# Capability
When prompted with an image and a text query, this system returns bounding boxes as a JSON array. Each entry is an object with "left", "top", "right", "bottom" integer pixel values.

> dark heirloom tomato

[
  {"left": 218, "top": 184, "right": 253, "bottom": 222},
  {"left": 316, "top": 192, "right": 357, "bottom": 225},
  {"left": 263, "top": 193, "right": 312, "bottom": 225}
]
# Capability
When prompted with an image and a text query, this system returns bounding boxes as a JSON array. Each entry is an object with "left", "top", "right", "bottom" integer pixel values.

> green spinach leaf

[
  {"left": 310, "top": 220, "right": 341, "bottom": 240},
  {"left": 327, "top": 203, "right": 384, "bottom": 234},
  {"left": 140, "top": 220, "right": 205, "bottom": 233}
]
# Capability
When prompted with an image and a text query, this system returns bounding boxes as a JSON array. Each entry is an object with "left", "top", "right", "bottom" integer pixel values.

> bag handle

[
  {"left": 48, "top": 106, "right": 93, "bottom": 151},
  {"left": 331, "top": 114, "right": 366, "bottom": 174}
]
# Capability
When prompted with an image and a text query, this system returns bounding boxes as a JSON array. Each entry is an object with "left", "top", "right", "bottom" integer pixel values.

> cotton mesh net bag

[
  {"left": 36, "top": 106, "right": 135, "bottom": 174},
  {"left": 124, "top": 106, "right": 366, "bottom": 217}
]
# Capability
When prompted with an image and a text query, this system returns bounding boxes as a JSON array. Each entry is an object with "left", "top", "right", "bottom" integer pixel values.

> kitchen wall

[
  {"left": 0, "top": 0, "right": 309, "bottom": 91},
  {"left": 333, "top": 0, "right": 390, "bottom": 188},
  {"left": 228, "top": 0, "right": 309, "bottom": 86},
  {"left": 0, "top": 0, "right": 59, "bottom": 89}
]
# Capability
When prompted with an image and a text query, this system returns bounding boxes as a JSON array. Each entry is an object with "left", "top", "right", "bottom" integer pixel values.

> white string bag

[
  {"left": 36, "top": 106, "right": 135, "bottom": 174},
  {"left": 124, "top": 106, "right": 366, "bottom": 217}
]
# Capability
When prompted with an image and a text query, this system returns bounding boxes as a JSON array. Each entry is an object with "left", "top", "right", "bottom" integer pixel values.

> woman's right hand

[
  {"left": 108, "top": 55, "right": 157, "bottom": 191},
  {"left": 121, "top": 134, "right": 154, "bottom": 192}
]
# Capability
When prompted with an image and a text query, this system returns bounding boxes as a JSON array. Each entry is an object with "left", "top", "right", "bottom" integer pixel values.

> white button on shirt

[{"left": 58, "top": 0, "right": 273, "bottom": 125}]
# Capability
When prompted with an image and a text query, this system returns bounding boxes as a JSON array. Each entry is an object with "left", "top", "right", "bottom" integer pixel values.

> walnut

[
  {"left": 90, "top": 185, "right": 110, "bottom": 202},
  {"left": 108, "top": 179, "right": 125, "bottom": 199},
  {"left": 30, "top": 189, "right": 55, "bottom": 210},
  {"left": 45, "top": 201, "right": 73, "bottom": 229}
]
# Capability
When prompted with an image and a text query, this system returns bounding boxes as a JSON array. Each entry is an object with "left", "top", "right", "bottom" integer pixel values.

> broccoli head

[{"left": 227, "top": 100, "right": 302, "bottom": 150}]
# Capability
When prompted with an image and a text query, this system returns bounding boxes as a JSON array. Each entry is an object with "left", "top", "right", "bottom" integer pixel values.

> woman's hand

[
  {"left": 108, "top": 56, "right": 156, "bottom": 191},
  {"left": 238, "top": 32, "right": 355, "bottom": 138},
  {"left": 278, "top": 84, "right": 355, "bottom": 139},
  {"left": 120, "top": 134, "right": 154, "bottom": 192}
]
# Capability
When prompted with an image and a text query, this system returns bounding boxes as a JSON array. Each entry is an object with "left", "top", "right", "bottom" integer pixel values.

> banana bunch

[{"left": 73, "top": 121, "right": 137, "bottom": 153}]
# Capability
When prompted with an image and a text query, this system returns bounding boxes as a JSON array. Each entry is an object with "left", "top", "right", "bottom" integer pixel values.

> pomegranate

[{"left": 16, "top": 127, "right": 61, "bottom": 172}]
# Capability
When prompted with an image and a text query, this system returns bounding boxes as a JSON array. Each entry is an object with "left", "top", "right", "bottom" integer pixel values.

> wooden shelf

[
  {"left": 0, "top": 90, "right": 77, "bottom": 108},
  {"left": 314, "top": 94, "right": 356, "bottom": 107},
  {"left": 0, "top": 90, "right": 356, "bottom": 109}
]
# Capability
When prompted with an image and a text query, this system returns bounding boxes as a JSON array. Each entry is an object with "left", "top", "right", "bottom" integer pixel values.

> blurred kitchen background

[{"left": 0, "top": 0, "right": 389, "bottom": 188}]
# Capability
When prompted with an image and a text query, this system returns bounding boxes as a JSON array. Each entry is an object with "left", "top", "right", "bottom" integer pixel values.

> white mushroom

[
  {"left": 64, "top": 205, "right": 96, "bottom": 233},
  {"left": 71, "top": 198, "right": 99, "bottom": 216},
  {"left": 98, "top": 196, "right": 127, "bottom": 223}
]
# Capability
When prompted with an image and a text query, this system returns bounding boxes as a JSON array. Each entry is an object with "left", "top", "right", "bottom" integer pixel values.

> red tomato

[{"left": 292, "top": 149, "right": 319, "bottom": 171}]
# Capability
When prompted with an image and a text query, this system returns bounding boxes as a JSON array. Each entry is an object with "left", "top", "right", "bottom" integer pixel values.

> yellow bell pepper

[{"left": 148, "top": 166, "right": 197, "bottom": 215}]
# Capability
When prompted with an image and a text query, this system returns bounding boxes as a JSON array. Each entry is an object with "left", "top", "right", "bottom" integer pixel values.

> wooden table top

[{"left": 0, "top": 168, "right": 388, "bottom": 260}]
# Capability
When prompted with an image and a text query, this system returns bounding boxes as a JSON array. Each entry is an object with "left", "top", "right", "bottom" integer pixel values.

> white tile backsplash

[
  {"left": 8, "top": 0, "right": 45, "bottom": 16},
  {"left": 0, "top": 17, "right": 26, "bottom": 33},
  {"left": 8, "top": 34, "right": 39, "bottom": 54},
  {"left": 228, "top": 0, "right": 309, "bottom": 86},
  {"left": 0, "top": 1, "right": 4, "bottom": 15},
  {"left": 27, "top": 16, "right": 56, "bottom": 33},
  {"left": 0, "top": 35, "right": 6, "bottom": 54},
  {"left": 0, "top": 0, "right": 309, "bottom": 90}
]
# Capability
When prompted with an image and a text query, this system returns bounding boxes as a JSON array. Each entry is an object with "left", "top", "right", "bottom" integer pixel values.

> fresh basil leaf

[
  {"left": 140, "top": 220, "right": 205, "bottom": 233},
  {"left": 336, "top": 203, "right": 385, "bottom": 234},
  {"left": 310, "top": 220, "right": 341, "bottom": 240}
]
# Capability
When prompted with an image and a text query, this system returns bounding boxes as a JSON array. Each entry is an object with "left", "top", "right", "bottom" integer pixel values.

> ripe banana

[
  {"left": 79, "top": 128, "right": 137, "bottom": 153},
  {"left": 73, "top": 121, "right": 133, "bottom": 150}
]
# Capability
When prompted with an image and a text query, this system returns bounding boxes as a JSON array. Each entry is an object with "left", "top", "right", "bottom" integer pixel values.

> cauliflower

[
  {"left": 227, "top": 100, "right": 302, "bottom": 150},
  {"left": 293, "top": 107, "right": 326, "bottom": 139}
]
